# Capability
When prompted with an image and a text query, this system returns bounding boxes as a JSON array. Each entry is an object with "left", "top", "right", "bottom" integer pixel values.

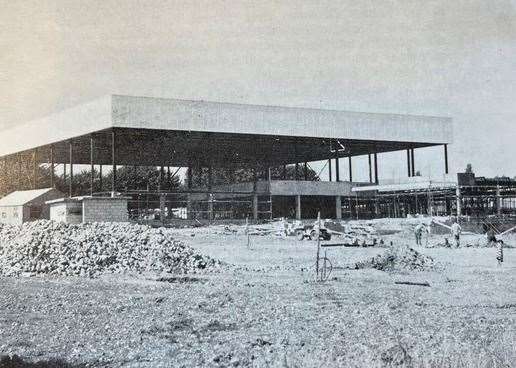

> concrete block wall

[
  {"left": 49, "top": 201, "right": 82, "bottom": 224},
  {"left": 82, "top": 198, "right": 128, "bottom": 223}
]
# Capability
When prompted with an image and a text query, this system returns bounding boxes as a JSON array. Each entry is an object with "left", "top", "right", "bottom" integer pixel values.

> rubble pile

[
  {"left": 0, "top": 220, "right": 221, "bottom": 277},
  {"left": 355, "top": 244, "right": 434, "bottom": 271}
]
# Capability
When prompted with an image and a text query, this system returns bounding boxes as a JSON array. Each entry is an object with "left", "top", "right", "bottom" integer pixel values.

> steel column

[
  {"left": 348, "top": 156, "right": 352, "bottom": 182},
  {"left": 32, "top": 149, "right": 37, "bottom": 189},
  {"left": 50, "top": 145, "right": 54, "bottom": 188},
  {"left": 368, "top": 154, "right": 372, "bottom": 183},
  {"left": 444, "top": 144, "right": 449, "bottom": 174},
  {"left": 111, "top": 130, "right": 116, "bottom": 194},
  {"left": 68, "top": 141, "right": 73, "bottom": 197},
  {"left": 374, "top": 152, "right": 379, "bottom": 184},
  {"left": 90, "top": 135, "right": 94, "bottom": 196},
  {"left": 410, "top": 148, "right": 415, "bottom": 176},
  {"left": 407, "top": 149, "right": 411, "bottom": 177}
]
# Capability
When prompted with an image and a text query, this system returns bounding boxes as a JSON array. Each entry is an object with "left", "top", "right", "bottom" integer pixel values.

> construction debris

[
  {"left": 354, "top": 244, "right": 435, "bottom": 271},
  {"left": 0, "top": 221, "right": 222, "bottom": 277}
]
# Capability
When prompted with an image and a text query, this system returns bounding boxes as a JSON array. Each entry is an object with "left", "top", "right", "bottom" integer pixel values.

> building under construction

[{"left": 2, "top": 94, "right": 495, "bottom": 222}]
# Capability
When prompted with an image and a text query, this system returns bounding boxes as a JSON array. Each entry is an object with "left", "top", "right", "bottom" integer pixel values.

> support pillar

[
  {"left": 328, "top": 159, "right": 332, "bottom": 182},
  {"left": 368, "top": 154, "right": 372, "bottom": 183},
  {"left": 90, "top": 135, "right": 94, "bottom": 196},
  {"left": 99, "top": 165, "right": 103, "bottom": 192},
  {"left": 456, "top": 186, "right": 461, "bottom": 219},
  {"left": 444, "top": 144, "right": 449, "bottom": 175},
  {"left": 50, "top": 146, "right": 54, "bottom": 188},
  {"left": 68, "top": 141, "right": 73, "bottom": 197},
  {"left": 111, "top": 130, "right": 116, "bottom": 195},
  {"left": 282, "top": 164, "right": 287, "bottom": 180},
  {"left": 295, "top": 163, "right": 299, "bottom": 180},
  {"left": 303, "top": 162, "right": 308, "bottom": 181},
  {"left": 407, "top": 149, "right": 411, "bottom": 177},
  {"left": 32, "top": 149, "right": 37, "bottom": 189},
  {"left": 348, "top": 156, "right": 352, "bottom": 182},
  {"left": 187, "top": 165, "right": 193, "bottom": 189},
  {"left": 496, "top": 185, "right": 501, "bottom": 215},
  {"left": 336, "top": 195, "right": 342, "bottom": 220},
  {"left": 410, "top": 149, "right": 415, "bottom": 177},
  {"left": 295, "top": 195, "right": 301, "bottom": 220},
  {"left": 335, "top": 156, "right": 340, "bottom": 182},
  {"left": 374, "top": 152, "right": 379, "bottom": 184}
]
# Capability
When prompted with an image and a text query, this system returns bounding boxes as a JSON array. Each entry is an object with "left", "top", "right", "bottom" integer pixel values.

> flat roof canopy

[{"left": 0, "top": 95, "right": 453, "bottom": 167}]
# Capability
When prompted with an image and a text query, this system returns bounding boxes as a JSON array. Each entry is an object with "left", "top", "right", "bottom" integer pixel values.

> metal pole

[
  {"left": 328, "top": 159, "right": 332, "bottom": 182},
  {"left": 444, "top": 144, "right": 449, "bottom": 175}
]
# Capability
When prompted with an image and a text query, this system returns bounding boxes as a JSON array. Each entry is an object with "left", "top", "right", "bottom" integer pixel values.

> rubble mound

[
  {"left": 0, "top": 220, "right": 221, "bottom": 277},
  {"left": 355, "top": 245, "right": 434, "bottom": 271}
]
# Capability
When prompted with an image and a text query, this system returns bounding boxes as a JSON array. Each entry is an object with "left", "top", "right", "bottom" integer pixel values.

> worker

[
  {"left": 496, "top": 240, "right": 504, "bottom": 266},
  {"left": 414, "top": 223, "right": 427, "bottom": 246},
  {"left": 450, "top": 219, "right": 462, "bottom": 248}
]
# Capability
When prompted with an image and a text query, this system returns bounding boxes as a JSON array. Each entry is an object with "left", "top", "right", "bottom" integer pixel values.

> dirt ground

[{"left": 1, "top": 230, "right": 515, "bottom": 368}]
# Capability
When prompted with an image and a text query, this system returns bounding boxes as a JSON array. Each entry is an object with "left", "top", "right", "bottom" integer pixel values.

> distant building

[{"left": 0, "top": 188, "right": 64, "bottom": 225}]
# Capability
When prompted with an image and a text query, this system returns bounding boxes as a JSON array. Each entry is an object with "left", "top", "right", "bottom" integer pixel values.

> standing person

[
  {"left": 496, "top": 240, "right": 504, "bottom": 266},
  {"left": 414, "top": 223, "right": 427, "bottom": 246},
  {"left": 450, "top": 219, "right": 462, "bottom": 248}
]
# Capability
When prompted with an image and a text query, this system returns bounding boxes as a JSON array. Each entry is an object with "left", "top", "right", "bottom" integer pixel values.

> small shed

[
  {"left": 0, "top": 188, "right": 65, "bottom": 225},
  {"left": 47, "top": 196, "right": 130, "bottom": 224}
]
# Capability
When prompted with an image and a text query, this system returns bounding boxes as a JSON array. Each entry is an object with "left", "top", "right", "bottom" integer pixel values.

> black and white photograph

[{"left": 1, "top": 1, "right": 515, "bottom": 367}]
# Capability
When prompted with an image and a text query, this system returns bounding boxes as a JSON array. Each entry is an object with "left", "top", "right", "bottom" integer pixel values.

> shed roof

[{"left": 0, "top": 188, "right": 59, "bottom": 207}]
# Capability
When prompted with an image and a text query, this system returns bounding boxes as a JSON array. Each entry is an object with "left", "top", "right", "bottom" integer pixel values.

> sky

[{"left": 1, "top": 0, "right": 515, "bottom": 181}]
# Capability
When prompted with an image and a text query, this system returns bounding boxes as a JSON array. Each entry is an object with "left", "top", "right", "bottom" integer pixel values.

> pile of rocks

[
  {"left": 0, "top": 220, "right": 221, "bottom": 277},
  {"left": 355, "top": 244, "right": 434, "bottom": 271}
]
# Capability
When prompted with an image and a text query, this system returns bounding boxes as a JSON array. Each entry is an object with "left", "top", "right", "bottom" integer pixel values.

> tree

[
  {"left": 465, "top": 163, "right": 473, "bottom": 174},
  {"left": 190, "top": 164, "right": 319, "bottom": 187}
]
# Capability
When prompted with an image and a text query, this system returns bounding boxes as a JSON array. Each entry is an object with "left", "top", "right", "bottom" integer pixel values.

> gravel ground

[{"left": 1, "top": 230, "right": 515, "bottom": 367}]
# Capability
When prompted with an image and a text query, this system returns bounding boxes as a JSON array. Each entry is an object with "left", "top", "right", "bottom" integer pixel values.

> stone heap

[{"left": 0, "top": 220, "right": 221, "bottom": 277}]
